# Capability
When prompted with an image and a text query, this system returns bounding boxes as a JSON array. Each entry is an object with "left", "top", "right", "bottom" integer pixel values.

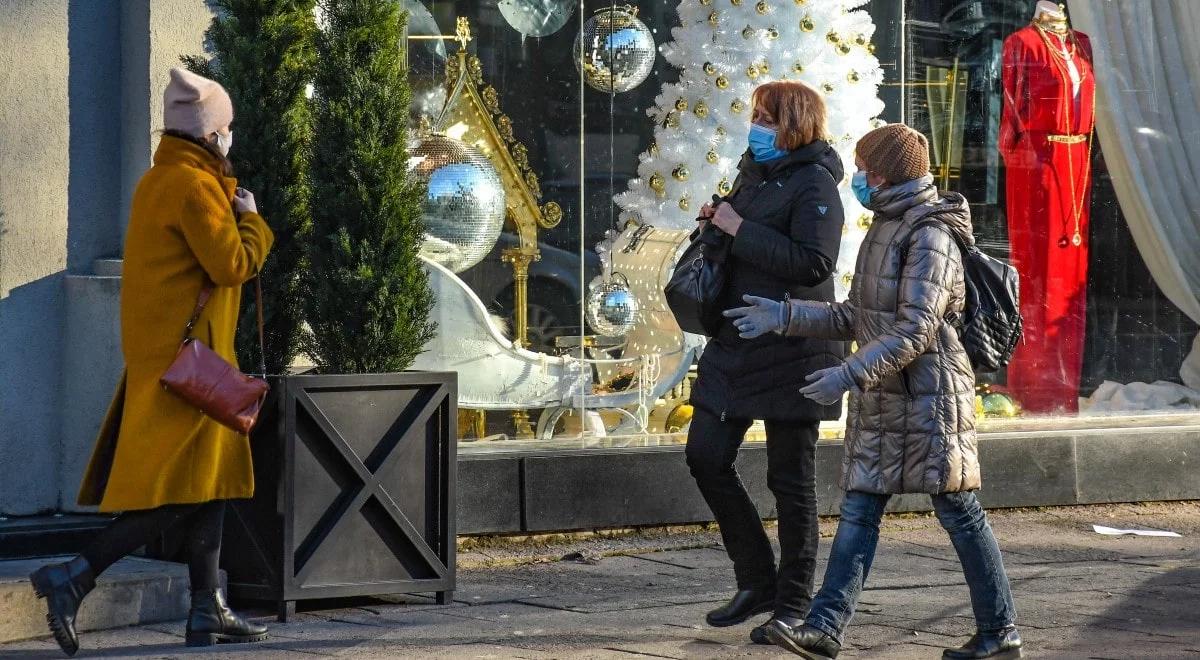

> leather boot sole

[
  {"left": 706, "top": 600, "right": 774, "bottom": 627},
  {"left": 764, "top": 624, "right": 836, "bottom": 659},
  {"left": 30, "top": 569, "right": 80, "bottom": 657},
  {"left": 186, "top": 631, "right": 270, "bottom": 647}
]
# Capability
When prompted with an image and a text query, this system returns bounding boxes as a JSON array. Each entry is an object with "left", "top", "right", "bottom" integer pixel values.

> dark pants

[
  {"left": 806, "top": 490, "right": 1017, "bottom": 644},
  {"left": 80, "top": 500, "right": 226, "bottom": 592},
  {"left": 685, "top": 407, "right": 820, "bottom": 618}
]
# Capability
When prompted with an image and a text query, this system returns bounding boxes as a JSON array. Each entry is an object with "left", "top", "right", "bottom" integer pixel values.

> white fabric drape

[{"left": 1069, "top": 0, "right": 1200, "bottom": 390}]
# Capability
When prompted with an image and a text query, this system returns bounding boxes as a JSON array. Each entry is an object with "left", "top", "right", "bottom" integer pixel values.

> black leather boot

[
  {"left": 752, "top": 614, "right": 802, "bottom": 645},
  {"left": 29, "top": 556, "right": 96, "bottom": 657},
  {"left": 765, "top": 619, "right": 841, "bottom": 659},
  {"left": 942, "top": 626, "right": 1023, "bottom": 659},
  {"left": 706, "top": 588, "right": 775, "bottom": 627},
  {"left": 185, "top": 588, "right": 269, "bottom": 647}
]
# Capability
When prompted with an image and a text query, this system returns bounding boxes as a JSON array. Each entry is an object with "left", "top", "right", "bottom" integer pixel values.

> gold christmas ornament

[
  {"left": 672, "top": 165, "right": 690, "bottom": 181},
  {"left": 664, "top": 404, "right": 693, "bottom": 433},
  {"left": 867, "top": 42, "right": 877, "bottom": 54},
  {"left": 840, "top": 272, "right": 854, "bottom": 287},
  {"left": 675, "top": 97, "right": 689, "bottom": 112},
  {"left": 649, "top": 172, "right": 665, "bottom": 193},
  {"left": 731, "top": 99, "right": 746, "bottom": 113},
  {"left": 767, "top": 26, "right": 780, "bottom": 40},
  {"left": 792, "top": 61, "right": 805, "bottom": 73},
  {"left": 822, "top": 82, "right": 835, "bottom": 93},
  {"left": 718, "top": 178, "right": 732, "bottom": 195},
  {"left": 706, "top": 150, "right": 719, "bottom": 164},
  {"left": 847, "top": 70, "right": 861, "bottom": 83},
  {"left": 693, "top": 101, "right": 709, "bottom": 118},
  {"left": 826, "top": 31, "right": 840, "bottom": 44},
  {"left": 854, "top": 33, "right": 868, "bottom": 46},
  {"left": 857, "top": 213, "right": 872, "bottom": 229},
  {"left": 703, "top": 61, "right": 718, "bottom": 76},
  {"left": 700, "top": 0, "right": 712, "bottom": 4},
  {"left": 756, "top": 0, "right": 769, "bottom": 14},
  {"left": 981, "top": 392, "right": 1021, "bottom": 418},
  {"left": 649, "top": 141, "right": 660, "bottom": 156},
  {"left": 666, "top": 111, "right": 680, "bottom": 128},
  {"left": 870, "top": 117, "right": 887, "bottom": 128},
  {"left": 742, "top": 25, "right": 756, "bottom": 39},
  {"left": 678, "top": 196, "right": 691, "bottom": 211},
  {"left": 746, "top": 63, "right": 760, "bottom": 79},
  {"left": 731, "top": 0, "right": 742, "bottom": 5},
  {"left": 716, "top": 126, "right": 727, "bottom": 136},
  {"left": 708, "top": 11, "right": 719, "bottom": 26},
  {"left": 794, "top": 0, "right": 806, "bottom": 4},
  {"left": 715, "top": 75, "right": 730, "bottom": 89},
  {"left": 799, "top": 16, "right": 814, "bottom": 31},
  {"left": 837, "top": 42, "right": 852, "bottom": 55}
]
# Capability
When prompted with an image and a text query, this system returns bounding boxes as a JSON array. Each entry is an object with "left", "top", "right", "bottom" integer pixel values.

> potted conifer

[{"left": 208, "top": 0, "right": 456, "bottom": 620}]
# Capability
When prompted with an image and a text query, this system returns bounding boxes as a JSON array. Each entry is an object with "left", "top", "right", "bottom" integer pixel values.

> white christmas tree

[{"left": 614, "top": 0, "right": 886, "bottom": 300}]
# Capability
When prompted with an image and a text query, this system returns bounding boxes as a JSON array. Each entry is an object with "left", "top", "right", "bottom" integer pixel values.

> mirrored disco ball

[
  {"left": 587, "top": 276, "right": 640, "bottom": 337},
  {"left": 499, "top": 0, "right": 575, "bottom": 38},
  {"left": 574, "top": 7, "right": 656, "bottom": 93},
  {"left": 410, "top": 134, "right": 506, "bottom": 273}
]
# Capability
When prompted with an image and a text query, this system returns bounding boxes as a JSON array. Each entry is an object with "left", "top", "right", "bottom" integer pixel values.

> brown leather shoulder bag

[{"left": 160, "top": 277, "right": 269, "bottom": 434}]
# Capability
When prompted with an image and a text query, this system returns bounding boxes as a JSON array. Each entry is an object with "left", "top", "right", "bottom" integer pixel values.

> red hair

[{"left": 751, "top": 81, "right": 829, "bottom": 149}]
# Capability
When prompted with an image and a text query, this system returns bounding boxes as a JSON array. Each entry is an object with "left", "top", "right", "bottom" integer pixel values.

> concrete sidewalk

[{"left": 3, "top": 502, "right": 1199, "bottom": 658}]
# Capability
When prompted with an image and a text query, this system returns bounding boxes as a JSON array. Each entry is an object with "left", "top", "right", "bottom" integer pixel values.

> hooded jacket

[
  {"left": 690, "top": 141, "right": 848, "bottom": 422},
  {"left": 786, "top": 174, "right": 979, "bottom": 494}
]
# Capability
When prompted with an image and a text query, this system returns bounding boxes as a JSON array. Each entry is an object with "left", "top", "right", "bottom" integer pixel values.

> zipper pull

[{"left": 720, "top": 410, "right": 727, "bottom": 422}]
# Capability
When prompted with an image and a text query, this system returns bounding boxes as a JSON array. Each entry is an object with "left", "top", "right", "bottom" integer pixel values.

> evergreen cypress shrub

[
  {"left": 302, "top": 0, "right": 435, "bottom": 373},
  {"left": 184, "top": 0, "right": 317, "bottom": 374}
]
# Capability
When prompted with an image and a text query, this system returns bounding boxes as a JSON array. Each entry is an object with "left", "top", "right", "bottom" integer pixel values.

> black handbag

[{"left": 665, "top": 222, "right": 731, "bottom": 336}]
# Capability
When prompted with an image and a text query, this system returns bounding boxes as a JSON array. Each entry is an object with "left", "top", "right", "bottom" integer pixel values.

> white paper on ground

[{"left": 1092, "top": 524, "right": 1182, "bottom": 538}]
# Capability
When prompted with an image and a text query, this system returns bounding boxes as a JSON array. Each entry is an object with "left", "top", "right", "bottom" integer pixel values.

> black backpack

[{"left": 910, "top": 217, "right": 1023, "bottom": 373}]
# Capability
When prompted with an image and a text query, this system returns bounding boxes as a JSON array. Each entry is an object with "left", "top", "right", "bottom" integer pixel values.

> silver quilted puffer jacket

[{"left": 786, "top": 174, "right": 979, "bottom": 494}]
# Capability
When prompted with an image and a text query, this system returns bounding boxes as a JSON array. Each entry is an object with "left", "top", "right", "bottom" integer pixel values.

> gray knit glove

[
  {"left": 799, "top": 365, "right": 858, "bottom": 405},
  {"left": 722, "top": 295, "right": 788, "bottom": 339}
]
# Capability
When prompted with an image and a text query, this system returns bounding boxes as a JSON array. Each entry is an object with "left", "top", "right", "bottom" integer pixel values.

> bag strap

[{"left": 181, "top": 274, "right": 268, "bottom": 377}]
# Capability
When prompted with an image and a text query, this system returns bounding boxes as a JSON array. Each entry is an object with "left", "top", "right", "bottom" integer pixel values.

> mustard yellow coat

[{"left": 78, "top": 136, "right": 274, "bottom": 512}]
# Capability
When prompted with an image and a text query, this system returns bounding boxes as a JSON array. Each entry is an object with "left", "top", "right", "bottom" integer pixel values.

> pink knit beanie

[{"left": 163, "top": 67, "right": 233, "bottom": 138}]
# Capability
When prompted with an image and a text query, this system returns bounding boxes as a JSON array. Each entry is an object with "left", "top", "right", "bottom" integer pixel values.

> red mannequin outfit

[{"left": 1000, "top": 24, "right": 1095, "bottom": 414}]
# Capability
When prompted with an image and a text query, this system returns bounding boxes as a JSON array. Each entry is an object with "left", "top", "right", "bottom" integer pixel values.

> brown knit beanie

[{"left": 855, "top": 123, "right": 930, "bottom": 183}]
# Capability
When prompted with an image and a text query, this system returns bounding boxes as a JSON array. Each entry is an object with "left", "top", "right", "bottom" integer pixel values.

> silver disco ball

[
  {"left": 499, "top": 0, "right": 575, "bottom": 38},
  {"left": 410, "top": 134, "right": 506, "bottom": 273},
  {"left": 574, "top": 7, "right": 656, "bottom": 94},
  {"left": 587, "top": 274, "right": 640, "bottom": 337}
]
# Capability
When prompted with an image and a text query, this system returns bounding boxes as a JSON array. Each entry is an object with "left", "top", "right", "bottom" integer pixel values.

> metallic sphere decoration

[
  {"left": 410, "top": 134, "right": 507, "bottom": 273},
  {"left": 574, "top": 7, "right": 656, "bottom": 93},
  {"left": 587, "top": 274, "right": 640, "bottom": 337},
  {"left": 498, "top": 0, "right": 576, "bottom": 38}
]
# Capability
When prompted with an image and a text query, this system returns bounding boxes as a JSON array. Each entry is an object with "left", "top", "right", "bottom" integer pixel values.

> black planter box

[{"left": 222, "top": 372, "right": 457, "bottom": 620}]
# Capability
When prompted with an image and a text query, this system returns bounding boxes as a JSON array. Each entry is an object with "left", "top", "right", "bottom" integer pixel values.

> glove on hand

[
  {"left": 722, "top": 295, "right": 787, "bottom": 339},
  {"left": 799, "top": 365, "right": 858, "bottom": 405}
]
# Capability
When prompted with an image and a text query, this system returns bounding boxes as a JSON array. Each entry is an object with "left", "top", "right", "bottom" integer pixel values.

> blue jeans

[{"left": 806, "top": 490, "right": 1016, "bottom": 644}]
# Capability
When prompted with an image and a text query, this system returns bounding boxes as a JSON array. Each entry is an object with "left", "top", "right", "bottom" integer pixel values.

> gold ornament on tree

[
  {"left": 837, "top": 42, "right": 852, "bottom": 55},
  {"left": 649, "top": 172, "right": 665, "bottom": 194},
  {"left": 678, "top": 196, "right": 690, "bottom": 211},
  {"left": 672, "top": 165, "right": 690, "bottom": 181},
  {"left": 708, "top": 11, "right": 720, "bottom": 26},
  {"left": 693, "top": 101, "right": 709, "bottom": 118},
  {"left": 799, "top": 15, "right": 814, "bottom": 31},
  {"left": 718, "top": 178, "right": 732, "bottom": 195},
  {"left": 731, "top": 99, "right": 746, "bottom": 113},
  {"left": 675, "top": 97, "right": 689, "bottom": 112},
  {"left": 756, "top": 0, "right": 769, "bottom": 14},
  {"left": 706, "top": 150, "right": 719, "bottom": 164},
  {"left": 715, "top": 75, "right": 730, "bottom": 89},
  {"left": 857, "top": 213, "right": 872, "bottom": 229},
  {"left": 847, "top": 70, "right": 860, "bottom": 83},
  {"left": 826, "top": 31, "right": 840, "bottom": 43},
  {"left": 822, "top": 82, "right": 834, "bottom": 93},
  {"left": 854, "top": 33, "right": 868, "bottom": 46},
  {"left": 742, "top": 25, "right": 756, "bottom": 39},
  {"left": 767, "top": 27, "right": 780, "bottom": 40},
  {"left": 792, "top": 62, "right": 805, "bottom": 73},
  {"left": 746, "top": 63, "right": 760, "bottom": 79},
  {"left": 703, "top": 61, "right": 718, "bottom": 76}
]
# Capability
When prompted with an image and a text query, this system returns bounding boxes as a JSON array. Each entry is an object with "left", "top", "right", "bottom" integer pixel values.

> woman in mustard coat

[{"left": 30, "top": 68, "right": 274, "bottom": 657}]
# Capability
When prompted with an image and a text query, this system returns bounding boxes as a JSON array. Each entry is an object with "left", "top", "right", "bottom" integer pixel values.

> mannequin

[{"left": 1000, "top": 1, "right": 1095, "bottom": 414}]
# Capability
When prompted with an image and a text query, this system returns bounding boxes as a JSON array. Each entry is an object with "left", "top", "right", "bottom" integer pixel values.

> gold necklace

[{"left": 1035, "top": 24, "right": 1094, "bottom": 248}]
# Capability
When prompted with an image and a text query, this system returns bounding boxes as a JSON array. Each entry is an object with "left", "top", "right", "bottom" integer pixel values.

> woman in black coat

[{"left": 686, "top": 80, "right": 847, "bottom": 643}]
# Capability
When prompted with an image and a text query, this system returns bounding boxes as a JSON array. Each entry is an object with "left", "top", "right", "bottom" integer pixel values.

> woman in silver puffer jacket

[{"left": 724, "top": 124, "right": 1022, "bottom": 660}]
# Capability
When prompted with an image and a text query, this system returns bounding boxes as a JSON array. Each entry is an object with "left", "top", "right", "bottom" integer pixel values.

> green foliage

[
  {"left": 184, "top": 0, "right": 317, "bottom": 374},
  {"left": 301, "top": 0, "right": 435, "bottom": 373}
]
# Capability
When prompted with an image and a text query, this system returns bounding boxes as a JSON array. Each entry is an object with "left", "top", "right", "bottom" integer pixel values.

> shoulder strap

[
  {"left": 183, "top": 283, "right": 214, "bottom": 341},
  {"left": 181, "top": 275, "right": 268, "bottom": 377}
]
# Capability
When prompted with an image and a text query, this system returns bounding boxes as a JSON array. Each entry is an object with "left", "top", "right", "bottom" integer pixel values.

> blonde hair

[{"left": 751, "top": 81, "right": 828, "bottom": 149}]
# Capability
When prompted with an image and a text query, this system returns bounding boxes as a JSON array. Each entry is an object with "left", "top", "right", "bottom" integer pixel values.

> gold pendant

[{"left": 1071, "top": 231, "right": 1082, "bottom": 247}]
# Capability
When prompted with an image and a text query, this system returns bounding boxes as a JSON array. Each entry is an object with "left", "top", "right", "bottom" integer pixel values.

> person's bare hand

[
  {"left": 233, "top": 187, "right": 257, "bottom": 215},
  {"left": 711, "top": 202, "right": 743, "bottom": 236}
]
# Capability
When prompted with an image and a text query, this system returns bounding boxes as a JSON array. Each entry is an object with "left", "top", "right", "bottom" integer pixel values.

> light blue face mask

[
  {"left": 748, "top": 124, "right": 789, "bottom": 162},
  {"left": 851, "top": 171, "right": 878, "bottom": 207}
]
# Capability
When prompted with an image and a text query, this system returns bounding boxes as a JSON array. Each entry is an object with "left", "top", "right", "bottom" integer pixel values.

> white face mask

[{"left": 215, "top": 130, "right": 233, "bottom": 156}]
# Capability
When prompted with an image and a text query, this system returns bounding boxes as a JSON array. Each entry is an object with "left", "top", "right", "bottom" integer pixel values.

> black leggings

[{"left": 80, "top": 500, "right": 226, "bottom": 592}]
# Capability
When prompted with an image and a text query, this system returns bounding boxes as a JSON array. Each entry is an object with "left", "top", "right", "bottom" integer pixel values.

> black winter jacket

[{"left": 689, "top": 141, "right": 849, "bottom": 422}]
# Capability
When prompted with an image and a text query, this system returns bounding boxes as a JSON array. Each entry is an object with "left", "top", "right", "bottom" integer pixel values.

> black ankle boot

[
  {"left": 943, "top": 626, "right": 1022, "bottom": 659},
  {"left": 765, "top": 619, "right": 841, "bottom": 659},
  {"left": 706, "top": 588, "right": 776, "bottom": 627},
  {"left": 185, "top": 588, "right": 268, "bottom": 647},
  {"left": 30, "top": 556, "right": 96, "bottom": 657},
  {"left": 752, "top": 614, "right": 801, "bottom": 645}
]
